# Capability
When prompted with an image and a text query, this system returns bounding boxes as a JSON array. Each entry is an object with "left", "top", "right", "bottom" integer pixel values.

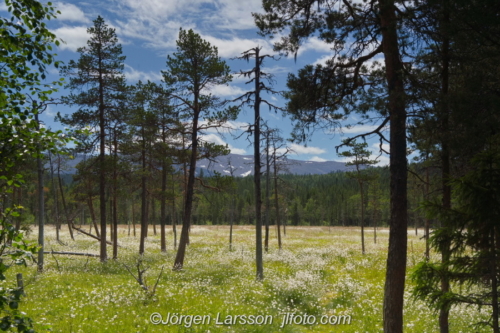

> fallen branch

[
  {"left": 71, "top": 223, "right": 116, "bottom": 246},
  {"left": 44, "top": 251, "right": 99, "bottom": 257}
]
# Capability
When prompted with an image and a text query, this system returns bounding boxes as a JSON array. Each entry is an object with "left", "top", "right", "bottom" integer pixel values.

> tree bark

[
  {"left": 264, "top": 133, "right": 270, "bottom": 253},
  {"left": 379, "top": 1, "right": 408, "bottom": 332},
  {"left": 57, "top": 156, "right": 74, "bottom": 240},
  {"left": 98, "top": 43, "right": 107, "bottom": 262},
  {"left": 273, "top": 149, "right": 282, "bottom": 250},
  {"left": 254, "top": 47, "right": 264, "bottom": 280},
  {"left": 173, "top": 94, "right": 200, "bottom": 269},
  {"left": 112, "top": 132, "right": 118, "bottom": 259},
  {"left": 439, "top": 2, "right": 451, "bottom": 331},
  {"left": 160, "top": 162, "right": 167, "bottom": 252},
  {"left": 35, "top": 113, "right": 44, "bottom": 272},
  {"left": 139, "top": 136, "right": 147, "bottom": 255},
  {"left": 359, "top": 180, "right": 365, "bottom": 255}
]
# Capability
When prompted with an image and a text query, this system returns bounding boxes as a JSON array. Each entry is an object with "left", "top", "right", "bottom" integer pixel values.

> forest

[{"left": 1, "top": 0, "right": 500, "bottom": 332}]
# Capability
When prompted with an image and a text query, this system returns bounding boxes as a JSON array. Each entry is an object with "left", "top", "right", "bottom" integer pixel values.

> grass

[{"left": 5, "top": 225, "right": 490, "bottom": 332}]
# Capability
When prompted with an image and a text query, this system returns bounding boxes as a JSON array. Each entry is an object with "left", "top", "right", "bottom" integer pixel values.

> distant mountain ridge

[
  {"left": 60, "top": 153, "right": 350, "bottom": 177},
  {"left": 198, "top": 153, "right": 350, "bottom": 177}
]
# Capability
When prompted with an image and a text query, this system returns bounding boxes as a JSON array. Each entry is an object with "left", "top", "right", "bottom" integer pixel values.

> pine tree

[
  {"left": 163, "top": 29, "right": 237, "bottom": 270},
  {"left": 338, "top": 140, "right": 379, "bottom": 254},
  {"left": 59, "top": 16, "right": 126, "bottom": 261}
]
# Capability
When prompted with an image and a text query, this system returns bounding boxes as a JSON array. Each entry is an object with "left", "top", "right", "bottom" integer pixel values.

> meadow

[{"left": 8, "top": 225, "right": 489, "bottom": 333}]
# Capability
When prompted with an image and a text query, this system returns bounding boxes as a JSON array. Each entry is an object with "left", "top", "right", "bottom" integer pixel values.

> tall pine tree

[{"left": 59, "top": 16, "right": 126, "bottom": 261}]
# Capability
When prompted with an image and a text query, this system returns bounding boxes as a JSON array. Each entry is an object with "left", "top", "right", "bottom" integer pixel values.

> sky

[{"left": 2, "top": 0, "right": 392, "bottom": 165}]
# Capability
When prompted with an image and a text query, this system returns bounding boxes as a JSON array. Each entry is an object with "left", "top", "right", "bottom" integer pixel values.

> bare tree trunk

[
  {"left": 98, "top": 48, "right": 107, "bottom": 262},
  {"left": 160, "top": 163, "right": 167, "bottom": 252},
  {"left": 109, "top": 198, "right": 113, "bottom": 244},
  {"left": 251, "top": 47, "right": 264, "bottom": 280},
  {"left": 57, "top": 156, "right": 74, "bottom": 240},
  {"left": 35, "top": 113, "right": 44, "bottom": 272},
  {"left": 88, "top": 197, "right": 100, "bottom": 237},
  {"left": 112, "top": 133, "right": 118, "bottom": 259},
  {"left": 491, "top": 227, "right": 499, "bottom": 333},
  {"left": 379, "top": 1, "right": 408, "bottom": 332},
  {"left": 132, "top": 199, "right": 136, "bottom": 237},
  {"left": 273, "top": 152, "right": 282, "bottom": 250},
  {"left": 229, "top": 192, "right": 235, "bottom": 251},
  {"left": 359, "top": 180, "right": 365, "bottom": 255},
  {"left": 139, "top": 143, "right": 147, "bottom": 255},
  {"left": 264, "top": 132, "right": 270, "bottom": 252},
  {"left": 128, "top": 199, "right": 131, "bottom": 236},
  {"left": 173, "top": 101, "right": 200, "bottom": 269},
  {"left": 439, "top": 2, "right": 451, "bottom": 331},
  {"left": 49, "top": 152, "right": 60, "bottom": 241},
  {"left": 152, "top": 197, "right": 157, "bottom": 236},
  {"left": 172, "top": 174, "right": 177, "bottom": 249},
  {"left": 425, "top": 166, "right": 430, "bottom": 260}
]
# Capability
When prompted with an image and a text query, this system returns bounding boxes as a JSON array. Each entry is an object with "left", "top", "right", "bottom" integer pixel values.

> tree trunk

[
  {"left": 173, "top": 100, "right": 200, "bottom": 269},
  {"left": 172, "top": 174, "right": 177, "bottom": 249},
  {"left": 160, "top": 163, "right": 167, "bottom": 252},
  {"left": 379, "top": 1, "right": 408, "bottom": 332},
  {"left": 359, "top": 180, "right": 365, "bottom": 255},
  {"left": 98, "top": 46, "right": 107, "bottom": 262},
  {"left": 139, "top": 141, "right": 147, "bottom": 255},
  {"left": 35, "top": 113, "right": 44, "bottom": 272},
  {"left": 152, "top": 197, "right": 157, "bottom": 236},
  {"left": 49, "top": 152, "right": 60, "bottom": 241},
  {"left": 132, "top": 199, "right": 136, "bottom": 237},
  {"left": 439, "top": 2, "right": 451, "bottom": 331},
  {"left": 88, "top": 197, "right": 100, "bottom": 237},
  {"left": 58, "top": 156, "right": 74, "bottom": 240},
  {"left": 112, "top": 133, "right": 118, "bottom": 259},
  {"left": 491, "top": 227, "right": 499, "bottom": 333},
  {"left": 425, "top": 166, "right": 430, "bottom": 260},
  {"left": 273, "top": 152, "right": 282, "bottom": 250},
  {"left": 254, "top": 47, "right": 264, "bottom": 280},
  {"left": 265, "top": 133, "right": 270, "bottom": 252},
  {"left": 229, "top": 194, "right": 235, "bottom": 251}
]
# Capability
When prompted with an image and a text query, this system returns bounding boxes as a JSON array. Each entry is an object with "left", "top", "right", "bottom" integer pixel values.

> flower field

[{"left": 8, "top": 226, "right": 489, "bottom": 332}]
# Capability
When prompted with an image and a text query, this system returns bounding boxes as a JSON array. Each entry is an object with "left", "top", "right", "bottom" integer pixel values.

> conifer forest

[{"left": 1, "top": 0, "right": 500, "bottom": 332}]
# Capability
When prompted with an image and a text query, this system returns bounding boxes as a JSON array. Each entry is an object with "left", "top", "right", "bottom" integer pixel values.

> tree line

[{"left": 2, "top": 0, "right": 500, "bottom": 332}]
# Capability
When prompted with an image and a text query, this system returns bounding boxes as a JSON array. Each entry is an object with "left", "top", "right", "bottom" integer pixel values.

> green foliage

[
  {"left": 0, "top": 0, "right": 73, "bottom": 331},
  {"left": 0, "top": 0, "right": 68, "bottom": 182},
  {"left": 58, "top": 15, "right": 126, "bottom": 153},
  {"left": 338, "top": 140, "right": 379, "bottom": 182},
  {"left": 0, "top": 206, "right": 39, "bottom": 332},
  {"left": 412, "top": 140, "right": 500, "bottom": 327}
]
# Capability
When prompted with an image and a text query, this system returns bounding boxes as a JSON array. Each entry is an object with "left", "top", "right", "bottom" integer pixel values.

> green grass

[{"left": 5, "top": 225, "right": 489, "bottom": 332}]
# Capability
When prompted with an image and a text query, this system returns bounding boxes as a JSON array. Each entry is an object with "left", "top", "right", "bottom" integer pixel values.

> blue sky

[{"left": 2, "top": 0, "right": 391, "bottom": 165}]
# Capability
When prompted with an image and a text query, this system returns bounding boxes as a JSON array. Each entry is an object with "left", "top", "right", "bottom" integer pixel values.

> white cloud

[
  {"left": 52, "top": 26, "right": 90, "bottom": 51},
  {"left": 204, "top": 84, "right": 248, "bottom": 97},
  {"left": 202, "top": 35, "right": 274, "bottom": 58},
  {"left": 201, "top": 133, "right": 226, "bottom": 146},
  {"left": 124, "top": 64, "right": 162, "bottom": 83},
  {"left": 202, "top": 120, "right": 249, "bottom": 134},
  {"left": 55, "top": 2, "right": 90, "bottom": 23},
  {"left": 210, "top": 0, "right": 264, "bottom": 30},
  {"left": 309, "top": 156, "right": 327, "bottom": 162},
  {"left": 299, "top": 37, "right": 332, "bottom": 55},
  {"left": 341, "top": 124, "right": 388, "bottom": 134},
  {"left": 229, "top": 146, "right": 247, "bottom": 155},
  {"left": 312, "top": 55, "right": 333, "bottom": 66},
  {"left": 199, "top": 133, "right": 246, "bottom": 155},
  {"left": 290, "top": 143, "right": 326, "bottom": 155},
  {"left": 372, "top": 142, "right": 390, "bottom": 153}
]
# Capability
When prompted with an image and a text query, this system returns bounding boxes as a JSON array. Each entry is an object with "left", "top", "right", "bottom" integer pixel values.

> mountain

[
  {"left": 198, "top": 153, "right": 350, "bottom": 177},
  {"left": 59, "top": 153, "right": 350, "bottom": 177}
]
